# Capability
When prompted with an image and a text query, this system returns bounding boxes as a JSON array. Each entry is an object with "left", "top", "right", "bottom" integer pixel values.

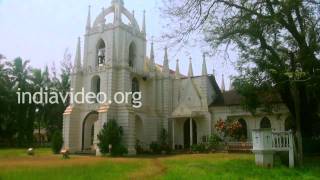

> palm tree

[
  {"left": 5, "top": 57, "right": 31, "bottom": 91},
  {"left": 30, "top": 66, "right": 51, "bottom": 145},
  {"left": 5, "top": 57, "right": 33, "bottom": 146}
]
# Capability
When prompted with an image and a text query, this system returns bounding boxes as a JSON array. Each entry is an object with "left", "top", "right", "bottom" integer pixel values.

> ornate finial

[
  {"left": 74, "top": 37, "right": 82, "bottom": 70},
  {"left": 221, "top": 74, "right": 226, "bottom": 92},
  {"left": 202, "top": 53, "right": 207, "bottom": 76},
  {"left": 188, "top": 57, "right": 194, "bottom": 77},
  {"left": 175, "top": 59, "right": 181, "bottom": 79},
  {"left": 150, "top": 39, "right": 155, "bottom": 63},
  {"left": 163, "top": 47, "right": 169, "bottom": 74},
  {"left": 132, "top": 10, "right": 135, "bottom": 17},
  {"left": 142, "top": 10, "right": 146, "bottom": 34},
  {"left": 86, "top": 5, "right": 91, "bottom": 33}
]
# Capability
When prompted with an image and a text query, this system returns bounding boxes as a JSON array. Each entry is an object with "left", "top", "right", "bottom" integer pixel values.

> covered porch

[{"left": 170, "top": 111, "right": 211, "bottom": 150}]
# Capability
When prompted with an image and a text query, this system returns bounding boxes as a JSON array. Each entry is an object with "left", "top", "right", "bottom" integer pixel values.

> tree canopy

[
  {"left": 0, "top": 51, "right": 72, "bottom": 147},
  {"left": 162, "top": 0, "right": 320, "bottom": 165}
]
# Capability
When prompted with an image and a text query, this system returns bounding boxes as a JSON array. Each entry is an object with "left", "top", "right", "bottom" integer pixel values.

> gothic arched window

[
  {"left": 132, "top": 78, "right": 139, "bottom": 93},
  {"left": 97, "top": 39, "right": 106, "bottom": 66},
  {"left": 91, "top": 76, "right": 101, "bottom": 103},
  {"left": 238, "top": 118, "right": 248, "bottom": 140},
  {"left": 129, "top": 42, "right": 136, "bottom": 67},
  {"left": 260, "top": 117, "right": 271, "bottom": 129}
]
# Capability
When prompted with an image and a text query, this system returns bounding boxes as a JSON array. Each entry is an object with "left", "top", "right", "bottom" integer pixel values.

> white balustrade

[{"left": 252, "top": 129, "right": 295, "bottom": 168}]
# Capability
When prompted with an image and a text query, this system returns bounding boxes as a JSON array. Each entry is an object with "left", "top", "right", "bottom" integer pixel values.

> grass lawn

[{"left": 0, "top": 149, "right": 319, "bottom": 180}]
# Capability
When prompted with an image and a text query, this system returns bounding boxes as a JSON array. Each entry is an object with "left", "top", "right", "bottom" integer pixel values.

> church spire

[
  {"left": 188, "top": 57, "right": 194, "bottom": 77},
  {"left": 175, "top": 59, "right": 181, "bottom": 79},
  {"left": 141, "top": 10, "right": 146, "bottom": 35},
  {"left": 221, "top": 74, "right": 226, "bottom": 92},
  {"left": 150, "top": 39, "right": 155, "bottom": 71},
  {"left": 163, "top": 47, "right": 169, "bottom": 74},
  {"left": 202, "top": 53, "right": 207, "bottom": 76},
  {"left": 74, "top": 37, "right": 82, "bottom": 70},
  {"left": 86, "top": 5, "right": 91, "bottom": 33}
]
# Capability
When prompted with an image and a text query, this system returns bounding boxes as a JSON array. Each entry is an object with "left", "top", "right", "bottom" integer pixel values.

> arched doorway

[
  {"left": 183, "top": 118, "right": 197, "bottom": 148},
  {"left": 135, "top": 115, "right": 143, "bottom": 143},
  {"left": 260, "top": 117, "right": 271, "bottom": 129},
  {"left": 238, "top": 118, "right": 248, "bottom": 140},
  {"left": 82, "top": 111, "right": 99, "bottom": 151}
]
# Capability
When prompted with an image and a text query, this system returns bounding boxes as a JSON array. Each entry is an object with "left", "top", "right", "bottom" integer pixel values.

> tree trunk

[{"left": 291, "top": 82, "right": 303, "bottom": 167}]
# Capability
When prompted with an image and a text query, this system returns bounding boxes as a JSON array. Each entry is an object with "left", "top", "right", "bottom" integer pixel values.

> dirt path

[{"left": 128, "top": 158, "right": 167, "bottom": 179}]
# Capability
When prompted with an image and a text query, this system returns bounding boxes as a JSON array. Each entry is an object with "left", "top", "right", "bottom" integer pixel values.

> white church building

[{"left": 62, "top": 0, "right": 291, "bottom": 155}]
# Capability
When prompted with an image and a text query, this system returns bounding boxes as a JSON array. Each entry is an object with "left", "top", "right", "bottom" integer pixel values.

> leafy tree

[
  {"left": 46, "top": 50, "right": 72, "bottom": 138},
  {"left": 0, "top": 55, "right": 16, "bottom": 146},
  {"left": 51, "top": 130, "right": 63, "bottom": 154},
  {"left": 97, "top": 119, "right": 127, "bottom": 156},
  {"left": 162, "top": 0, "right": 320, "bottom": 166},
  {"left": 30, "top": 66, "right": 51, "bottom": 145},
  {"left": 5, "top": 57, "right": 35, "bottom": 146}
]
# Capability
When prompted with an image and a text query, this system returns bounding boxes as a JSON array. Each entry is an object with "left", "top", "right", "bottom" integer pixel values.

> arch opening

[
  {"left": 97, "top": 39, "right": 106, "bottom": 67},
  {"left": 183, "top": 118, "right": 197, "bottom": 149},
  {"left": 260, "top": 117, "right": 271, "bottom": 129},
  {"left": 238, "top": 118, "right": 248, "bottom": 140},
  {"left": 82, "top": 112, "right": 99, "bottom": 151},
  {"left": 121, "top": 13, "right": 131, "bottom": 25}
]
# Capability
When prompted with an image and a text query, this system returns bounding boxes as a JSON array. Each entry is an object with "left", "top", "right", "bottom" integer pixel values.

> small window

[
  {"left": 132, "top": 78, "right": 139, "bottom": 92},
  {"left": 129, "top": 42, "right": 136, "bottom": 67}
]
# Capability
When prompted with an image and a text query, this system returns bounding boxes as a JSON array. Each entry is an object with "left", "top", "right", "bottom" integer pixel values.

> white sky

[{"left": 0, "top": 0, "right": 237, "bottom": 89}]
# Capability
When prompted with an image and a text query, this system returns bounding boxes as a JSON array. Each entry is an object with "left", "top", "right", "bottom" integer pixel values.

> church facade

[{"left": 62, "top": 0, "right": 291, "bottom": 155}]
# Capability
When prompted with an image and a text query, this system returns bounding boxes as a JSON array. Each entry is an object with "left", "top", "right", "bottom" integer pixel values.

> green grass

[
  {"left": 0, "top": 149, "right": 319, "bottom": 180},
  {"left": 1, "top": 161, "right": 140, "bottom": 180},
  {"left": 0, "top": 148, "right": 51, "bottom": 158},
  {"left": 159, "top": 154, "right": 320, "bottom": 180}
]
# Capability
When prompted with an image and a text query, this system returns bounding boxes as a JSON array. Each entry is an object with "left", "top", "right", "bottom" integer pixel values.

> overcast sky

[{"left": 0, "top": 0, "right": 237, "bottom": 89}]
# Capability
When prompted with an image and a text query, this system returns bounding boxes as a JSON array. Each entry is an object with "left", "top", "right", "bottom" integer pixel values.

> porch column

[
  {"left": 190, "top": 118, "right": 193, "bottom": 147},
  {"left": 172, "top": 119, "right": 175, "bottom": 149}
]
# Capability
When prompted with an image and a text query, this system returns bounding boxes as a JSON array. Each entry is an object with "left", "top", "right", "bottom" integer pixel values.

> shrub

[
  {"left": 215, "top": 119, "right": 244, "bottom": 141},
  {"left": 135, "top": 140, "right": 144, "bottom": 154},
  {"left": 159, "top": 128, "right": 168, "bottom": 145},
  {"left": 191, "top": 143, "right": 207, "bottom": 153},
  {"left": 97, "top": 119, "right": 127, "bottom": 156},
  {"left": 208, "top": 134, "right": 222, "bottom": 149},
  {"left": 111, "top": 144, "right": 128, "bottom": 156},
  {"left": 150, "top": 141, "right": 161, "bottom": 154},
  {"left": 51, "top": 131, "right": 63, "bottom": 154}
]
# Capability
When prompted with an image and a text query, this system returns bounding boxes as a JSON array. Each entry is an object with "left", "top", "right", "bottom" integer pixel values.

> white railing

[
  {"left": 272, "top": 131, "right": 293, "bottom": 151},
  {"left": 272, "top": 130, "right": 295, "bottom": 168},
  {"left": 252, "top": 130, "right": 295, "bottom": 168}
]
